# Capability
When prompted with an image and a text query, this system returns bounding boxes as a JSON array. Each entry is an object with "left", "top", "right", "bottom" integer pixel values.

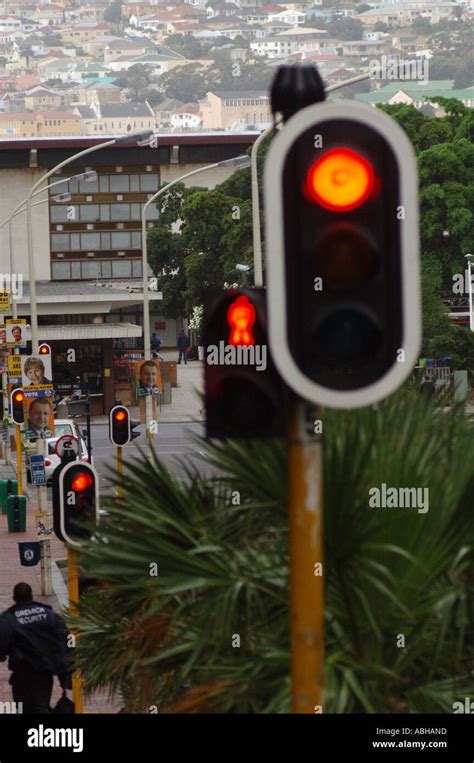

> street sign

[
  {"left": 30, "top": 454, "right": 46, "bottom": 485},
  {"left": 55, "top": 434, "right": 80, "bottom": 459}
]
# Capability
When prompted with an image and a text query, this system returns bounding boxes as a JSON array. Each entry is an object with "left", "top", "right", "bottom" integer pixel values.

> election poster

[
  {"left": 6, "top": 319, "right": 27, "bottom": 349},
  {"left": 135, "top": 359, "right": 162, "bottom": 398},
  {"left": 21, "top": 354, "right": 54, "bottom": 398},
  {"left": 24, "top": 396, "right": 55, "bottom": 441}
]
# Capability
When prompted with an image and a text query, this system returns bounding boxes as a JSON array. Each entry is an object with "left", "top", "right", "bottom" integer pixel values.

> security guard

[{"left": 0, "top": 582, "right": 72, "bottom": 713}]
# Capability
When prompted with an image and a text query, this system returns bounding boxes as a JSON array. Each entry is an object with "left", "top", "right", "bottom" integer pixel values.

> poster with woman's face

[{"left": 21, "top": 355, "right": 53, "bottom": 389}]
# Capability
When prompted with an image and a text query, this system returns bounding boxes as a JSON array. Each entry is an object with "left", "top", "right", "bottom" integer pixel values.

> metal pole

[
  {"left": 86, "top": 400, "right": 92, "bottom": 463},
  {"left": 36, "top": 435, "right": 52, "bottom": 596},
  {"left": 68, "top": 547, "right": 84, "bottom": 714},
  {"left": 16, "top": 424, "right": 22, "bottom": 496},
  {"left": 117, "top": 445, "right": 122, "bottom": 497},
  {"left": 288, "top": 396, "right": 324, "bottom": 713},
  {"left": 468, "top": 259, "right": 473, "bottom": 332}
]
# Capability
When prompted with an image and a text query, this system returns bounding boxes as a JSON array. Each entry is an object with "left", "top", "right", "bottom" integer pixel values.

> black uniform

[{"left": 0, "top": 601, "right": 71, "bottom": 713}]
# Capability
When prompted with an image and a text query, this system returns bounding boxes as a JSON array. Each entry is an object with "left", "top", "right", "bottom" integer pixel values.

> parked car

[{"left": 26, "top": 418, "right": 91, "bottom": 484}]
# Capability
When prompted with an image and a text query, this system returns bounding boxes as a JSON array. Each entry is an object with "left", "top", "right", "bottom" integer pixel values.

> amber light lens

[
  {"left": 313, "top": 224, "right": 378, "bottom": 291},
  {"left": 115, "top": 411, "right": 126, "bottom": 422},
  {"left": 306, "top": 148, "right": 375, "bottom": 212}
]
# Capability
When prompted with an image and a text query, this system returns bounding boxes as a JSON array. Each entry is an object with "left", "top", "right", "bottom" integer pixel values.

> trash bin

[
  {"left": 5, "top": 495, "right": 27, "bottom": 533},
  {"left": 0, "top": 479, "right": 18, "bottom": 515}
]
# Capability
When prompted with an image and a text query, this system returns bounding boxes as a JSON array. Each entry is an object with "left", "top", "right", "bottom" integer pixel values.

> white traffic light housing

[{"left": 264, "top": 101, "right": 421, "bottom": 409}]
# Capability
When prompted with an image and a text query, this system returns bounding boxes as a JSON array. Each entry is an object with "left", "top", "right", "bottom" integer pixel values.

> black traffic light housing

[
  {"left": 264, "top": 101, "right": 420, "bottom": 409},
  {"left": 10, "top": 388, "right": 25, "bottom": 425},
  {"left": 38, "top": 342, "right": 51, "bottom": 356},
  {"left": 56, "top": 461, "right": 99, "bottom": 548},
  {"left": 109, "top": 404, "right": 140, "bottom": 446},
  {"left": 203, "top": 288, "right": 286, "bottom": 438}
]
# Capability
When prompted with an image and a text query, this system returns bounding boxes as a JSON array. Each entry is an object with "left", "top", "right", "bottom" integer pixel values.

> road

[{"left": 86, "top": 420, "right": 208, "bottom": 496}]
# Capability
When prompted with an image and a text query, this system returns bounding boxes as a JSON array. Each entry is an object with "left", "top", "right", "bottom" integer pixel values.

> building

[
  {"left": 0, "top": 111, "right": 83, "bottom": 137},
  {"left": 200, "top": 90, "right": 272, "bottom": 129},
  {"left": 0, "top": 132, "right": 257, "bottom": 411}
]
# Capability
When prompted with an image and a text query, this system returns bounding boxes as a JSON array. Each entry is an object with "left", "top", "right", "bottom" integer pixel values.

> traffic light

[
  {"left": 264, "top": 100, "right": 421, "bottom": 409},
  {"left": 109, "top": 404, "right": 140, "bottom": 446},
  {"left": 10, "top": 388, "right": 25, "bottom": 425},
  {"left": 57, "top": 462, "right": 99, "bottom": 547},
  {"left": 38, "top": 343, "right": 51, "bottom": 356},
  {"left": 203, "top": 288, "right": 286, "bottom": 438}
]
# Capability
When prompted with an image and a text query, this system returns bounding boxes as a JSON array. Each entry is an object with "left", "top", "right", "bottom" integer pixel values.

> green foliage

[
  {"left": 72, "top": 392, "right": 474, "bottom": 713},
  {"left": 103, "top": 1, "right": 122, "bottom": 24},
  {"left": 157, "top": 57, "right": 273, "bottom": 103}
]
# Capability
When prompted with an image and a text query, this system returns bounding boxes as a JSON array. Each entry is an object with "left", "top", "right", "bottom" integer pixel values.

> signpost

[{"left": 30, "top": 454, "right": 46, "bottom": 486}]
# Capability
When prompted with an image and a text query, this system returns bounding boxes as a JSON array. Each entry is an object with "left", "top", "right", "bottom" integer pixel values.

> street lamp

[
  {"left": 465, "top": 253, "right": 473, "bottom": 331},
  {"left": 26, "top": 131, "right": 154, "bottom": 352},
  {"left": 1, "top": 173, "right": 95, "bottom": 319},
  {"left": 140, "top": 154, "right": 251, "bottom": 457}
]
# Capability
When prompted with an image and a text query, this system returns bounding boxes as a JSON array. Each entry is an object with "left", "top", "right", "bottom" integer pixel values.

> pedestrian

[
  {"left": 0, "top": 583, "right": 72, "bottom": 714},
  {"left": 151, "top": 332, "right": 162, "bottom": 358},
  {"left": 177, "top": 329, "right": 189, "bottom": 365}
]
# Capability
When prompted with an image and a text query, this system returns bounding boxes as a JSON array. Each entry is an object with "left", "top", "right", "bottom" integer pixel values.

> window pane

[
  {"left": 102, "top": 260, "right": 112, "bottom": 277},
  {"left": 81, "top": 232, "right": 100, "bottom": 249},
  {"left": 130, "top": 174, "right": 140, "bottom": 191},
  {"left": 111, "top": 232, "right": 131, "bottom": 248},
  {"left": 79, "top": 204, "right": 100, "bottom": 221},
  {"left": 51, "top": 233, "right": 70, "bottom": 250},
  {"left": 131, "top": 231, "right": 141, "bottom": 248},
  {"left": 100, "top": 204, "right": 110, "bottom": 221},
  {"left": 71, "top": 261, "right": 81, "bottom": 278},
  {"left": 49, "top": 177, "right": 68, "bottom": 195},
  {"left": 110, "top": 175, "right": 129, "bottom": 192},
  {"left": 50, "top": 206, "right": 68, "bottom": 222},
  {"left": 70, "top": 233, "right": 81, "bottom": 249},
  {"left": 132, "top": 259, "right": 142, "bottom": 277},
  {"left": 99, "top": 175, "right": 109, "bottom": 192},
  {"left": 52, "top": 261, "right": 71, "bottom": 278},
  {"left": 146, "top": 204, "right": 159, "bottom": 220},
  {"left": 130, "top": 203, "right": 141, "bottom": 219},
  {"left": 79, "top": 177, "right": 99, "bottom": 193},
  {"left": 140, "top": 174, "right": 158, "bottom": 191},
  {"left": 67, "top": 179, "right": 79, "bottom": 194},
  {"left": 82, "top": 261, "right": 102, "bottom": 278},
  {"left": 110, "top": 204, "right": 130, "bottom": 221},
  {"left": 101, "top": 232, "right": 111, "bottom": 248},
  {"left": 112, "top": 259, "right": 132, "bottom": 277}
]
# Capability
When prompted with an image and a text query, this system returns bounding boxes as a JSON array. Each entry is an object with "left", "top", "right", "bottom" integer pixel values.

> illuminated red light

[
  {"left": 305, "top": 148, "right": 375, "bottom": 212},
  {"left": 39, "top": 345, "right": 49, "bottom": 354},
  {"left": 72, "top": 472, "right": 93, "bottom": 492},
  {"left": 114, "top": 410, "right": 127, "bottom": 422},
  {"left": 14, "top": 391, "right": 24, "bottom": 403},
  {"left": 227, "top": 295, "right": 255, "bottom": 346}
]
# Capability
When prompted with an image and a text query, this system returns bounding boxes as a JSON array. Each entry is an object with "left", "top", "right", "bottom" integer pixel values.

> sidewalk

[{"left": 0, "top": 461, "right": 119, "bottom": 713}]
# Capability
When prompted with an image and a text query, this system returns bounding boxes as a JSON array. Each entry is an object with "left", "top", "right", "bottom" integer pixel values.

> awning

[{"left": 24, "top": 322, "right": 142, "bottom": 341}]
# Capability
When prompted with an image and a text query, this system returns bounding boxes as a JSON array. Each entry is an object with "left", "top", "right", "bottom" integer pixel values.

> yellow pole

[
  {"left": 288, "top": 396, "right": 324, "bottom": 713},
  {"left": 16, "top": 424, "right": 22, "bottom": 496},
  {"left": 117, "top": 446, "right": 123, "bottom": 497},
  {"left": 68, "top": 547, "right": 83, "bottom": 714}
]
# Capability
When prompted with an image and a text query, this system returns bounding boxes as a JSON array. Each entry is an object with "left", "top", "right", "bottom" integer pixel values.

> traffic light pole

[
  {"left": 288, "top": 396, "right": 324, "bottom": 713},
  {"left": 15, "top": 424, "right": 22, "bottom": 496},
  {"left": 117, "top": 446, "right": 123, "bottom": 497},
  {"left": 68, "top": 547, "right": 84, "bottom": 714},
  {"left": 36, "top": 436, "right": 52, "bottom": 596}
]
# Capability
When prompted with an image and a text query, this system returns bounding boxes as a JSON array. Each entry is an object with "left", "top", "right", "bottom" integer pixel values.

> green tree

[
  {"left": 327, "top": 18, "right": 364, "bottom": 40},
  {"left": 104, "top": 1, "right": 122, "bottom": 24},
  {"left": 72, "top": 391, "right": 474, "bottom": 712}
]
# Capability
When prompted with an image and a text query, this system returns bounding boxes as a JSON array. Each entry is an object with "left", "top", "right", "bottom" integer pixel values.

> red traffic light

[
  {"left": 38, "top": 343, "right": 51, "bottom": 355},
  {"left": 114, "top": 410, "right": 127, "bottom": 422},
  {"left": 227, "top": 295, "right": 255, "bottom": 346},
  {"left": 71, "top": 471, "right": 94, "bottom": 492},
  {"left": 305, "top": 148, "right": 375, "bottom": 212},
  {"left": 13, "top": 390, "right": 24, "bottom": 403}
]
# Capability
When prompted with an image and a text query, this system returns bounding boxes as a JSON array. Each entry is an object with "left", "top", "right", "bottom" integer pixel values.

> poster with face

[
  {"left": 25, "top": 396, "right": 55, "bottom": 440},
  {"left": 0, "top": 346, "right": 11, "bottom": 372},
  {"left": 0, "top": 325, "right": 6, "bottom": 348},
  {"left": 135, "top": 359, "right": 163, "bottom": 397},
  {"left": 22, "top": 355, "right": 53, "bottom": 391},
  {"left": 6, "top": 319, "right": 27, "bottom": 348}
]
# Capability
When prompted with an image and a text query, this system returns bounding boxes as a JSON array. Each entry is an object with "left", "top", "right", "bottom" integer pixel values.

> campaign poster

[
  {"left": 6, "top": 319, "right": 27, "bottom": 349},
  {"left": 25, "top": 396, "right": 55, "bottom": 441},
  {"left": 0, "top": 325, "right": 6, "bottom": 348},
  {"left": 21, "top": 354, "right": 53, "bottom": 396},
  {"left": 0, "top": 345, "right": 11, "bottom": 373},
  {"left": 135, "top": 359, "right": 162, "bottom": 397}
]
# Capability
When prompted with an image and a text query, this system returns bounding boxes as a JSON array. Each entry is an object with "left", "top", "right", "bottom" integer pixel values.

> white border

[
  {"left": 59, "top": 460, "right": 100, "bottom": 549},
  {"left": 264, "top": 100, "right": 421, "bottom": 409}
]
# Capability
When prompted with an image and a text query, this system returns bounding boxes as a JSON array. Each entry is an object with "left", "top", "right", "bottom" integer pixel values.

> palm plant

[{"left": 72, "top": 389, "right": 474, "bottom": 712}]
